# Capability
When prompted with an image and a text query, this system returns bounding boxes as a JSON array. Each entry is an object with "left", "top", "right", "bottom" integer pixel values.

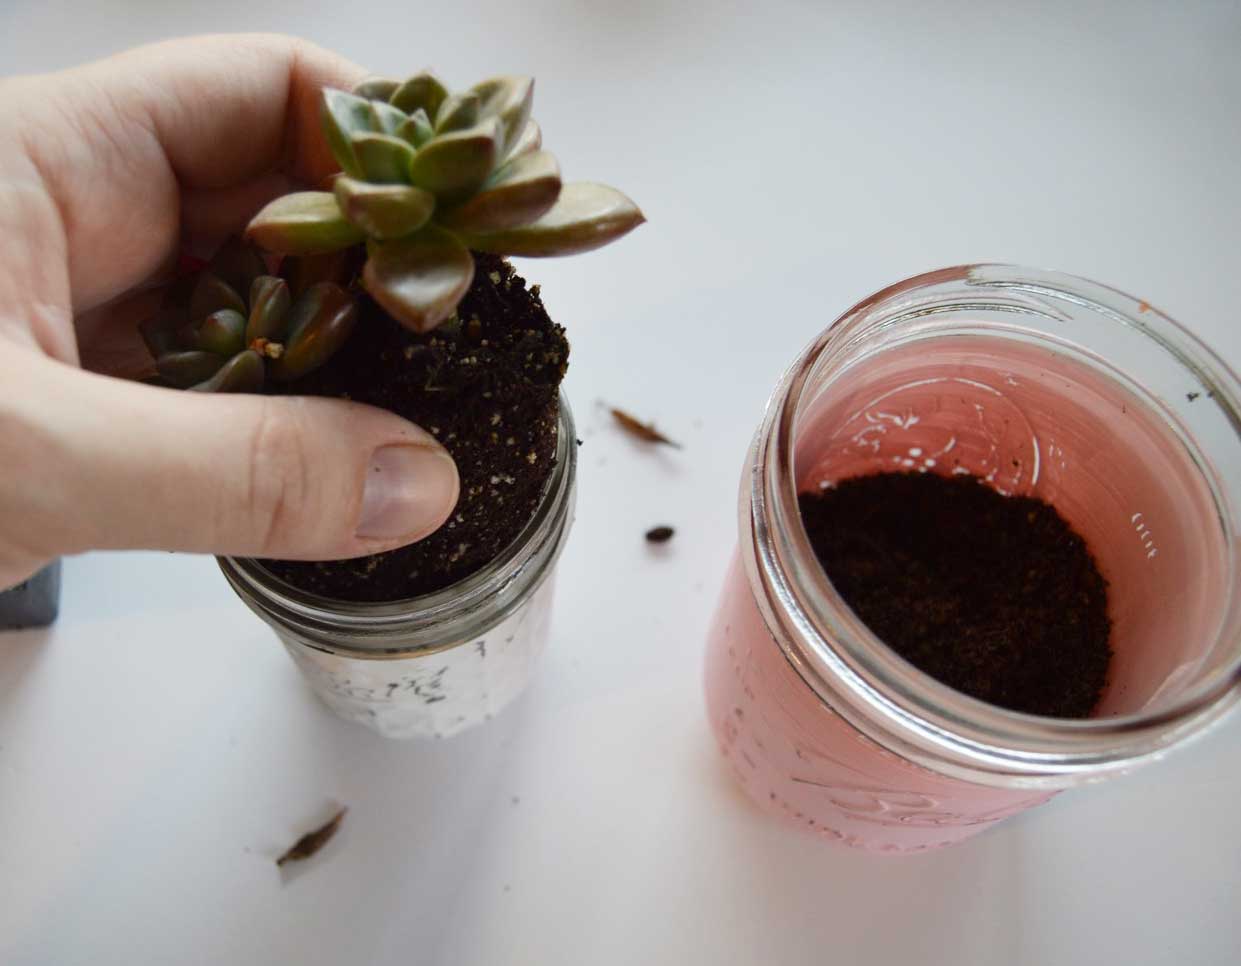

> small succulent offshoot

[
  {"left": 246, "top": 72, "right": 645, "bottom": 334},
  {"left": 140, "top": 241, "right": 358, "bottom": 393}
]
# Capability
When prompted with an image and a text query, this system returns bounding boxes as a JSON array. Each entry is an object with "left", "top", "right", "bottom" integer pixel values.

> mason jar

[
  {"left": 220, "top": 396, "right": 576, "bottom": 739},
  {"left": 704, "top": 266, "right": 1241, "bottom": 853}
]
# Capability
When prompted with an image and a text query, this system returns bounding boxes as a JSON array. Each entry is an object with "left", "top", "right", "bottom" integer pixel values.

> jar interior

[{"left": 792, "top": 329, "right": 1234, "bottom": 718}]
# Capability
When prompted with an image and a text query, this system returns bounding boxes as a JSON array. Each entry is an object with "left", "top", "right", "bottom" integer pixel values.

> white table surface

[{"left": 2, "top": 2, "right": 1240, "bottom": 964}]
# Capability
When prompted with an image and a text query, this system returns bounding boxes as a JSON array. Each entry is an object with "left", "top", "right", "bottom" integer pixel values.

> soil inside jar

[
  {"left": 798, "top": 472, "right": 1112, "bottom": 717},
  {"left": 262, "top": 253, "right": 568, "bottom": 603}
]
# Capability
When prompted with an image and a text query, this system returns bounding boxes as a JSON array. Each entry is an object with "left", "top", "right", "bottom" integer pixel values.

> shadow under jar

[
  {"left": 220, "top": 396, "right": 576, "bottom": 739},
  {"left": 704, "top": 266, "right": 1241, "bottom": 853}
]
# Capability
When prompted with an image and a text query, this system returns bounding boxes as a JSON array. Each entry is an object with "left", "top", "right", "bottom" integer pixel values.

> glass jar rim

[
  {"left": 749, "top": 264, "right": 1241, "bottom": 786},
  {"left": 219, "top": 393, "right": 577, "bottom": 657}
]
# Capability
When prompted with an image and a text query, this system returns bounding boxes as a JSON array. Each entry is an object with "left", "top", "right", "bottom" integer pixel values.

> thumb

[{"left": 0, "top": 354, "right": 459, "bottom": 583}]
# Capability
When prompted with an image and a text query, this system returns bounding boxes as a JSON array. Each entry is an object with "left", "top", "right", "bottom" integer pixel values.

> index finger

[
  {"left": 89, "top": 33, "right": 366, "bottom": 189},
  {"left": 1, "top": 34, "right": 366, "bottom": 312}
]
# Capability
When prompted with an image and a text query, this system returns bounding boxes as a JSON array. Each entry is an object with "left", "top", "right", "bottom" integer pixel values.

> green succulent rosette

[
  {"left": 140, "top": 241, "right": 358, "bottom": 393},
  {"left": 245, "top": 72, "right": 644, "bottom": 333}
]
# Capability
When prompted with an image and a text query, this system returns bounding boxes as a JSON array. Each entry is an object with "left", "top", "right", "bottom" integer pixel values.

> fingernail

[{"left": 357, "top": 444, "right": 458, "bottom": 541}]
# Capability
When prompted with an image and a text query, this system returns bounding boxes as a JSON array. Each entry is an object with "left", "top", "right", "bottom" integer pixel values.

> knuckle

[{"left": 243, "top": 399, "right": 313, "bottom": 557}]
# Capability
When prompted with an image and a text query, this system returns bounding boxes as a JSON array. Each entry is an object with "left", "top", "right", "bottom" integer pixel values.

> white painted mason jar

[{"left": 220, "top": 396, "right": 576, "bottom": 739}]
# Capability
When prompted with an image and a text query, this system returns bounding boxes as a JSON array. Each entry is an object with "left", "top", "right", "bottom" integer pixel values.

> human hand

[{"left": 0, "top": 35, "right": 460, "bottom": 588}]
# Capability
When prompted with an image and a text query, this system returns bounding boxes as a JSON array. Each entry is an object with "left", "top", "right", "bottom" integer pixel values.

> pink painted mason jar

[{"left": 704, "top": 265, "right": 1241, "bottom": 853}]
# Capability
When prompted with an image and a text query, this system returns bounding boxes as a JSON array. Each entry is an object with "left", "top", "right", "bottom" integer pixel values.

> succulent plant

[
  {"left": 246, "top": 72, "right": 644, "bottom": 333},
  {"left": 140, "top": 241, "right": 358, "bottom": 393}
]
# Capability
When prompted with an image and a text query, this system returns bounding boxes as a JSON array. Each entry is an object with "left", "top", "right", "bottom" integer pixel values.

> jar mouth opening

[
  {"left": 755, "top": 265, "right": 1241, "bottom": 779},
  {"left": 219, "top": 393, "right": 576, "bottom": 652}
]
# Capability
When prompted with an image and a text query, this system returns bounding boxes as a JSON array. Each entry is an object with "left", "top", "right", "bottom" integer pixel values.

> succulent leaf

[
  {"left": 504, "top": 119, "right": 542, "bottom": 162},
  {"left": 396, "top": 108, "right": 434, "bottom": 148},
  {"left": 440, "top": 150, "right": 561, "bottom": 233},
  {"left": 408, "top": 118, "right": 500, "bottom": 201},
  {"left": 369, "top": 100, "right": 409, "bottom": 136},
  {"left": 197, "top": 308, "right": 247, "bottom": 355},
  {"left": 434, "top": 91, "right": 480, "bottom": 133},
  {"left": 470, "top": 76, "right": 533, "bottom": 155},
  {"left": 270, "top": 283, "right": 360, "bottom": 381},
  {"left": 461, "top": 182, "right": 645, "bottom": 257},
  {"left": 190, "top": 350, "right": 265, "bottom": 393},
  {"left": 362, "top": 228, "right": 475, "bottom": 333},
  {"left": 280, "top": 250, "right": 360, "bottom": 297},
  {"left": 351, "top": 132, "right": 417, "bottom": 184},
  {"left": 320, "top": 89, "right": 376, "bottom": 178},
  {"left": 157, "top": 350, "right": 224, "bottom": 388},
  {"left": 189, "top": 273, "right": 245, "bottom": 322},
  {"left": 390, "top": 71, "right": 448, "bottom": 120},
  {"left": 353, "top": 76, "right": 400, "bottom": 101},
  {"left": 246, "top": 192, "right": 365, "bottom": 255},
  {"left": 334, "top": 177, "right": 435, "bottom": 240},
  {"left": 247, "top": 276, "right": 291, "bottom": 341},
  {"left": 397, "top": 109, "right": 433, "bottom": 148}
]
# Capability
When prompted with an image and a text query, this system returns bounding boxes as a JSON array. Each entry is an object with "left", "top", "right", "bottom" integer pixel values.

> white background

[{"left": 2, "top": 1, "right": 1240, "bottom": 964}]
